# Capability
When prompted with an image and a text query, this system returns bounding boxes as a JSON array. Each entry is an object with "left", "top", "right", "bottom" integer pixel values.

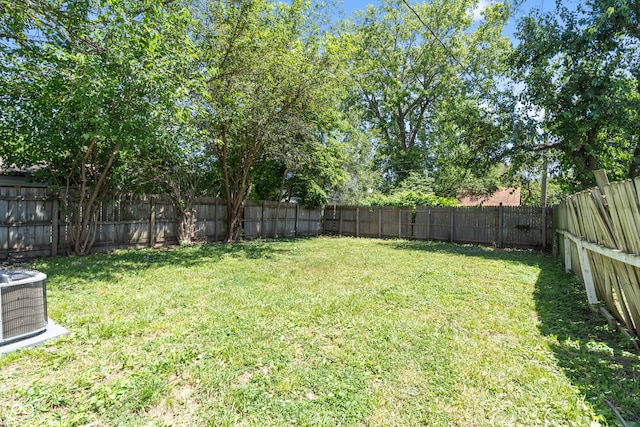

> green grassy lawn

[{"left": 1, "top": 237, "right": 638, "bottom": 426}]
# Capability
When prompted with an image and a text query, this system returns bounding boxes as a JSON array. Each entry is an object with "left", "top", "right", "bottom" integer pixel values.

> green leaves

[
  {"left": 0, "top": 0, "right": 196, "bottom": 252},
  {"left": 364, "top": 191, "right": 458, "bottom": 208},
  {"left": 187, "top": 0, "right": 347, "bottom": 238},
  {"left": 511, "top": 1, "right": 640, "bottom": 189},
  {"left": 347, "top": 0, "right": 512, "bottom": 190}
]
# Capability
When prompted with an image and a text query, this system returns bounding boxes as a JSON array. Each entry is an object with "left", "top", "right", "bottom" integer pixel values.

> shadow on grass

[
  {"left": 534, "top": 260, "right": 640, "bottom": 425},
  {"left": 382, "top": 239, "right": 640, "bottom": 424},
  {"left": 381, "top": 238, "right": 546, "bottom": 266},
  {"left": 34, "top": 239, "right": 292, "bottom": 288}
]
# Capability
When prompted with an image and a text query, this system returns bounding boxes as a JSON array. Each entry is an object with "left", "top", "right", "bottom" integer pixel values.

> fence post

[
  {"left": 541, "top": 207, "right": 547, "bottom": 250},
  {"left": 51, "top": 198, "right": 59, "bottom": 257},
  {"left": 594, "top": 169, "right": 609, "bottom": 192},
  {"left": 398, "top": 208, "right": 402, "bottom": 238},
  {"left": 214, "top": 198, "right": 218, "bottom": 242},
  {"left": 149, "top": 196, "right": 156, "bottom": 248},
  {"left": 356, "top": 207, "right": 360, "bottom": 238},
  {"left": 378, "top": 208, "right": 382, "bottom": 238},
  {"left": 295, "top": 204, "right": 299, "bottom": 237},
  {"left": 450, "top": 208, "right": 455, "bottom": 243},
  {"left": 497, "top": 204, "right": 504, "bottom": 248},
  {"left": 576, "top": 239, "right": 599, "bottom": 305},
  {"left": 339, "top": 205, "right": 343, "bottom": 236},
  {"left": 564, "top": 233, "right": 572, "bottom": 273},
  {"left": 552, "top": 206, "right": 560, "bottom": 258},
  {"left": 427, "top": 208, "right": 431, "bottom": 240},
  {"left": 260, "top": 201, "right": 265, "bottom": 239}
]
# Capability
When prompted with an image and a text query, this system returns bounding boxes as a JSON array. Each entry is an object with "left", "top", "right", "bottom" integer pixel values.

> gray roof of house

[{"left": 0, "top": 174, "right": 49, "bottom": 188}]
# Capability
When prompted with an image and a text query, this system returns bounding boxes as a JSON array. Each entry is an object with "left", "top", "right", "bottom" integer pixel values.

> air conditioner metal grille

[{"left": 0, "top": 270, "right": 48, "bottom": 345}]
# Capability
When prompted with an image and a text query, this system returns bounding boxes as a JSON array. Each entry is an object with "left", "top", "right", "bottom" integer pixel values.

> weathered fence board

[
  {"left": 261, "top": 201, "right": 297, "bottom": 238},
  {"left": 323, "top": 205, "right": 340, "bottom": 235},
  {"left": 336, "top": 206, "right": 358, "bottom": 237},
  {"left": 358, "top": 207, "right": 378, "bottom": 238},
  {"left": 244, "top": 202, "right": 263, "bottom": 240},
  {"left": 451, "top": 207, "right": 499, "bottom": 245},
  {"left": 0, "top": 187, "right": 54, "bottom": 258},
  {"left": 555, "top": 172, "right": 640, "bottom": 338},
  {"left": 240, "top": 201, "right": 321, "bottom": 240},
  {"left": 428, "top": 207, "right": 453, "bottom": 242},
  {"left": 297, "top": 206, "right": 323, "bottom": 236}
]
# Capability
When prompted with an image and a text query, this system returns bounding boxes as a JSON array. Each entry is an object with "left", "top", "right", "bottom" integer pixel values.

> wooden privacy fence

[
  {"left": 0, "top": 190, "right": 323, "bottom": 258},
  {"left": 60, "top": 195, "right": 228, "bottom": 252},
  {"left": 555, "top": 171, "right": 640, "bottom": 340},
  {"left": 0, "top": 186, "right": 56, "bottom": 258},
  {"left": 240, "top": 201, "right": 323, "bottom": 239},
  {"left": 324, "top": 205, "right": 552, "bottom": 250},
  {"left": 2, "top": 186, "right": 553, "bottom": 258}
]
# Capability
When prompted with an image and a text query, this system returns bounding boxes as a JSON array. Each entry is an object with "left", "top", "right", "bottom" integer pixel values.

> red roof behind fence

[{"left": 457, "top": 187, "right": 521, "bottom": 207}]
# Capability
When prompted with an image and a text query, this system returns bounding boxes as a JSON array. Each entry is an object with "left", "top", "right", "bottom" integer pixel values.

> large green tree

[
  {"left": 190, "top": 0, "right": 345, "bottom": 241},
  {"left": 0, "top": 0, "right": 192, "bottom": 254},
  {"left": 346, "top": 0, "right": 512, "bottom": 191},
  {"left": 512, "top": 1, "right": 640, "bottom": 190}
]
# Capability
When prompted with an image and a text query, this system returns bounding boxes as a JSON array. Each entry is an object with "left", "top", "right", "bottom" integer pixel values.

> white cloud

[{"left": 470, "top": 0, "right": 491, "bottom": 21}]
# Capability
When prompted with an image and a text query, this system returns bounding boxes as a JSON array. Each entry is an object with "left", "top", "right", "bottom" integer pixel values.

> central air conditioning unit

[{"left": 0, "top": 270, "right": 48, "bottom": 345}]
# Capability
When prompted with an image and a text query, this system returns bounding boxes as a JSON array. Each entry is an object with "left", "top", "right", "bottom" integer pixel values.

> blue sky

[{"left": 335, "top": 0, "right": 557, "bottom": 41}]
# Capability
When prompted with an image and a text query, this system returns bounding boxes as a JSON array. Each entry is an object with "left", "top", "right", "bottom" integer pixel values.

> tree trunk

[
  {"left": 177, "top": 203, "right": 196, "bottom": 244},
  {"left": 224, "top": 185, "right": 251, "bottom": 242},
  {"left": 169, "top": 178, "right": 198, "bottom": 245},
  {"left": 273, "top": 168, "right": 288, "bottom": 239},
  {"left": 223, "top": 172, "right": 253, "bottom": 242},
  {"left": 217, "top": 128, "right": 261, "bottom": 242},
  {"left": 571, "top": 128, "right": 600, "bottom": 188},
  {"left": 70, "top": 139, "right": 119, "bottom": 255}
]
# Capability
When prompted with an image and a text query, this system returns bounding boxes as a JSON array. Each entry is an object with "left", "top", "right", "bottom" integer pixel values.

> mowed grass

[{"left": 1, "top": 237, "right": 638, "bottom": 426}]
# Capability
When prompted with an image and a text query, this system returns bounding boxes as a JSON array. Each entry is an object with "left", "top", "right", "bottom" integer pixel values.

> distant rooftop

[
  {"left": 0, "top": 158, "right": 49, "bottom": 187},
  {"left": 457, "top": 187, "right": 521, "bottom": 207}
]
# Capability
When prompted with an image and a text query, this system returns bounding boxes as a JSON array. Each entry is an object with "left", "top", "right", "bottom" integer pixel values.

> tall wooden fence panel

[
  {"left": 153, "top": 196, "right": 178, "bottom": 245},
  {"left": 555, "top": 173, "right": 640, "bottom": 338},
  {"left": 243, "top": 201, "right": 263, "bottom": 240},
  {"left": 242, "top": 201, "right": 323, "bottom": 239},
  {"left": 194, "top": 197, "right": 226, "bottom": 242},
  {"left": 336, "top": 206, "right": 358, "bottom": 236},
  {"left": 448, "top": 207, "right": 499, "bottom": 245},
  {"left": 99, "top": 195, "right": 153, "bottom": 249},
  {"left": 323, "top": 205, "right": 340, "bottom": 234},
  {"left": 501, "top": 206, "right": 552, "bottom": 249},
  {"left": 426, "top": 207, "right": 453, "bottom": 242},
  {"left": 1, "top": 189, "right": 323, "bottom": 257},
  {"left": 0, "top": 187, "right": 54, "bottom": 258},
  {"left": 261, "top": 201, "right": 297, "bottom": 238},
  {"left": 60, "top": 195, "right": 177, "bottom": 252},
  {"left": 382, "top": 207, "right": 412, "bottom": 239},
  {"left": 297, "top": 206, "right": 323, "bottom": 236}
]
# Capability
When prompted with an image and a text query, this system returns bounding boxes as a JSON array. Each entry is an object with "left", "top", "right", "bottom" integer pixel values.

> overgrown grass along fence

[
  {"left": 1, "top": 186, "right": 552, "bottom": 259},
  {"left": 555, "top": 170, "right": 640, "bottom": 342}
]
